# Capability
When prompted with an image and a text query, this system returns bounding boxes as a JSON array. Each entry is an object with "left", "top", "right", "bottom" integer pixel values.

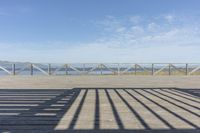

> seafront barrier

[{"left": 0, "top": 63, "right": 200, "bottom": 76}]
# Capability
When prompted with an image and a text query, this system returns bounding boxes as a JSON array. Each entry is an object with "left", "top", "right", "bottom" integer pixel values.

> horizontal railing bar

[{"left": 0, "top": 63, "right": 200, "bottom": 76}]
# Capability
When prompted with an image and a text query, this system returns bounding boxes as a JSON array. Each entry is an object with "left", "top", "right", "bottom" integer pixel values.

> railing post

[
  {"left": 135, "top": 64, "right": 137, "bottom": 75},
  {"left": 169, "top": 64, "right": 171, "bottom": 76},
  {"left": 186, "top": 63, "right": 188, "bottom": 75},
  {"left": 12, "top": 64, "right": 15, "bottom": 75},
  {"left": 100, "top": 64, "right": 103, "bottom": 75},
  {"left": 65, "top": 64, "right": 68, "bottom": 75},
  {"left": 117, "top": 63, "right": 120, "bottom": 75},
  {"left": 83, "top": 64, "right": 86, "bottom": 74},
  {"left": 152, "top": 63, "right": 154, "bottom": 76},
  {"left": 48, "top": 64, "right": 51, "bottom": 75},
  {"left": 30, "top": 64, "right": 33, "bottom": 75}
]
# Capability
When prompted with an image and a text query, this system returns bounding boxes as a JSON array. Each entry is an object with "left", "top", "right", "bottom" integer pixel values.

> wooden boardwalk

[{"left": 0, "top": 88, "right": 199, "bottom": 133}]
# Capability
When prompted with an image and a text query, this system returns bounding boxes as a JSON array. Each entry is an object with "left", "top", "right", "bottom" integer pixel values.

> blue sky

[{"left": 0, "top": 0, "right": 200, "bottom": 63}]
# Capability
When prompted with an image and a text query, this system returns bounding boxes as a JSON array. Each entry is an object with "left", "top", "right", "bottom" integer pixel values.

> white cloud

[
  {"left": 1, "top": 14, "right": 200, "bottom": 63},
  {"left": 147, "top": 23, "right": 160, "bottom": 32},
  {"left": 130, "top": 26, "right": 144, "bottom": 33},
  {"left": 164, "top": 14, "right": 175, "bottom": 23},
  {"left": 129, "top": 15, "right": 141, "bottom": 24},
  {"left": 116, "top": 27, "right": 126, "bottom": 33},
  {"left": 2, "top": 42, "right": 199, "bottom": 63}
]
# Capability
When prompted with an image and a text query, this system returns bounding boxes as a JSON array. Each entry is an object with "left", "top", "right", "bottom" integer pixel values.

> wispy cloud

[
  {"left": 1, "top": 14, "right": 200, "bottom": 63},
  {"left": 94, "top": 14, "right": 200, "bottom": 49},
  {"left": 164, "top": 14, "right": 175, "bottom": 23},
  {"left": 129, "top": 15, "right": 142, "bottom": 24}
]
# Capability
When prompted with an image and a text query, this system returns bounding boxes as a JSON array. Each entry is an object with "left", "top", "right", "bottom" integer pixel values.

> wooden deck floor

[{"left": 0, "top": 88, "right": 199, "bottom": 133}]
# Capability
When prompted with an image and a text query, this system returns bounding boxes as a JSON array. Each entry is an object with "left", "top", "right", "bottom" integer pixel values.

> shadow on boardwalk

[{"left": 0, "top": 88, "right": 199, "bottom": 133}]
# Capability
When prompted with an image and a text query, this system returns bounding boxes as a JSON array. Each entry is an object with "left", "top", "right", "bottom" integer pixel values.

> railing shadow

[
  {"left": 0, "top": 89, "right": 81, "bottom": 132},
  {"left": 0, "top": 88, "right": 199, "bottom": 133}
]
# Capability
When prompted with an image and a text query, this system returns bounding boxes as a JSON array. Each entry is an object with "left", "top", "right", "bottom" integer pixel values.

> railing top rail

[
  {"left": 53, "top": 63, "right": 200, "bottom": 65},
  {"left": 1, "top": 63, "right": 200, "bottom": 65}
]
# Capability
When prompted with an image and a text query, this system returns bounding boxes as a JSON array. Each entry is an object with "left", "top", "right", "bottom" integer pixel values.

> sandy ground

[{"left": 0, "top": 75, "right": 200, "bottom": 89}]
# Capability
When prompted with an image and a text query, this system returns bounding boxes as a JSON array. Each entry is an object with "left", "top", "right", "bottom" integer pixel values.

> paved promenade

[
  {"left": 0, "top": 88, "right": 199, "bottom": 133},
  {"left": 0, "top": 76, "right": 199, "bottom": 132},
  {"left": 0, "top": 75, "right": 200, "bottom": 89}
]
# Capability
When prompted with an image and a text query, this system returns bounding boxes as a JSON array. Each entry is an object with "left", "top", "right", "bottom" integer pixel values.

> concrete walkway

[
  {"left": 0, "top": 88, "right": 199, "bottom": 133},
  {"left": 0, "top": 75, "right": 200, "bottom": 89},
  {"left": 0, "top": 76, "right": 199, "bottom": 132}
]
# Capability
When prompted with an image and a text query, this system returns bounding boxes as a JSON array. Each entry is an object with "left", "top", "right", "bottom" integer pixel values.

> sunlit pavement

[{"left": 0, "top": 88, "right": 199, "bottom": 133}]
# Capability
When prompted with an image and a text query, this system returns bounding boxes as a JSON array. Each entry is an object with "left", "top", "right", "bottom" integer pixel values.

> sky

[{"left": 0, "top": 0, "right": 200, "bottom": 63}]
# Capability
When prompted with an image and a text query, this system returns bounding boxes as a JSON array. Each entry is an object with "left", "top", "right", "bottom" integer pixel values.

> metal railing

[{"left": 0, "top": 63, "right": 200, "bottom": 76}]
